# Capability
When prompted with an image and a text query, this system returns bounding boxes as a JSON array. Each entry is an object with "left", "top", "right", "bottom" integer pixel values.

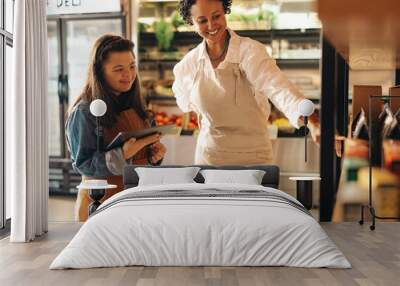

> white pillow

[
  {"left": 135, "top": 167, "right": 201, "bottom": 186},
  {"left": 200, "top": 169, "right": 266, "bottom": 185}
]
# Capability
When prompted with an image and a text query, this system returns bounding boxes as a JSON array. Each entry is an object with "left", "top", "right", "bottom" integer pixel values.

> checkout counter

[{"left": 160, "top": 135, "right": 320, "bottom": 205}]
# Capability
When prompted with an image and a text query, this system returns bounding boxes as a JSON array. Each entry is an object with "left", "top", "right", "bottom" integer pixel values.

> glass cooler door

[{"left": 47, "top": 15, "right": 124, "bottom": 194}]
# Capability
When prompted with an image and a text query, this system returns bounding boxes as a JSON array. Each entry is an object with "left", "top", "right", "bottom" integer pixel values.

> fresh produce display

[
  {"left": 187, "top": 114, "right": 199, "bottom": 130},
  {"left": 154, "top": 112, "right": 198, "bottom": 130},
  {"left": 154, "top": 84, "right": 174, "bottom": 97},
  {"left": 272, "top": 118, "right": 295, "bottom": 133}
]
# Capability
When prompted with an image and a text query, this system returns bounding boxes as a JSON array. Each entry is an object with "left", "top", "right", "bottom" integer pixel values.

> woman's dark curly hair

[{"left": 179, "top": 0, "right": 232, "bottom": 25}]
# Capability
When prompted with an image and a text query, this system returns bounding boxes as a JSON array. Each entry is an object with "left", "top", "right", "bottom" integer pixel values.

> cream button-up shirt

[{"left": 172, "top": 29, "right": 306, "bottom": 165}]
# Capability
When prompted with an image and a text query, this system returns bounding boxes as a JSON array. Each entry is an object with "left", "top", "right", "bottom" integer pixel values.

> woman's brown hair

[{"left": 71, "top": 34, "right": 149, "bottom": 128}]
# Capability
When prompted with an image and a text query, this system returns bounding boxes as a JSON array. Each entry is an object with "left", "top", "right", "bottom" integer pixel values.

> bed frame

[{"left": 123, "top": 165, "right": 280, "bottom": 189}]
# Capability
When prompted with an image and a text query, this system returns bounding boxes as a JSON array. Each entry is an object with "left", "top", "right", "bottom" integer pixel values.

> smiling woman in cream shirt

[{"left": 173, "top": 0, "right": 321, "bottom": 165}]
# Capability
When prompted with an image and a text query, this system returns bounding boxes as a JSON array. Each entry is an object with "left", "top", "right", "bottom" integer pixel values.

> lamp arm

[
  {"left": 304, "top": 116, "right": 308, "bottom": 162},
  {"left": 96, "top": 117, "right": 104, "bottom": 152}
]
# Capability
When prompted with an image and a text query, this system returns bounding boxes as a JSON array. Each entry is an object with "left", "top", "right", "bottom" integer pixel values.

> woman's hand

[
  {"left": 307, "top": 118, "right": 344, "bottom": 158},
  {"left": 308, "top": 121, "right": 320, "bottom": 144},
  {"left": 150, "top": 142, "right": 167, "bottom": 164},
  {"left": 122, "top": 133, "right": 161, "bottom": 160}
]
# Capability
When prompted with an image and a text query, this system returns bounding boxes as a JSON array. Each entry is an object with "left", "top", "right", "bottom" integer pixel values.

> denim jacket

[{"left": 66, "top": 102, "right": 130, "bottom": 178}]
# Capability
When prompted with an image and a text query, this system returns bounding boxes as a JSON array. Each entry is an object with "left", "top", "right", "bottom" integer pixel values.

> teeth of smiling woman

[{"left": 208, "top": 30, "right": 218, "bottom": 35}]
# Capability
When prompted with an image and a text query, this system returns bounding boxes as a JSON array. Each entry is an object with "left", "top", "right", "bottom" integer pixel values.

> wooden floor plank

[{"left": 0, "top": 222, "right": 399, "bottom": 286}]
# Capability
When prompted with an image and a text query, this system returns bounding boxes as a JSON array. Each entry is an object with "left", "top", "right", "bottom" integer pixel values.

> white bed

[{"left": 50, "top": 182, "right": 351, "bottom": 269}]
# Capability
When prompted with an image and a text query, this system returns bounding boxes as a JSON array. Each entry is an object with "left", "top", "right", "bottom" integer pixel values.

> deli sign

[{"left": 46, "top": 0, "right": 121, "bottom": 15}]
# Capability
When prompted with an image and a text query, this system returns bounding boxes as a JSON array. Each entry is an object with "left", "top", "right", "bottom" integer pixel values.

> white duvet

[{"left": 50, "top": 183, "right": 351, "bottom": 269}]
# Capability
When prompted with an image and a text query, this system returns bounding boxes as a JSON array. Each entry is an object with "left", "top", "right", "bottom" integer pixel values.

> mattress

[{"left": 50, "top": 183, "right": 351, "bottom": 269}]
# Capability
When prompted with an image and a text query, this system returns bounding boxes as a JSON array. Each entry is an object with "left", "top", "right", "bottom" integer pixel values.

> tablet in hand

[{"left": 106, "top": 124, "right": 179, "bottom": 151}]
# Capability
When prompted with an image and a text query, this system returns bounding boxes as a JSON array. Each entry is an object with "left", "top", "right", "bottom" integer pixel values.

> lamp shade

[
  {"left": 90, "top": 99, "right": 107, "bottom": 117},
  {"left": 298, "top": 99, "right": 315, "bottom": 117}
]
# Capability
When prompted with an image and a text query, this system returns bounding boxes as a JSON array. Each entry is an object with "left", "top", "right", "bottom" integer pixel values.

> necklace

[{"left": 207, "top": 34, "right": 230, "bottom": 62}]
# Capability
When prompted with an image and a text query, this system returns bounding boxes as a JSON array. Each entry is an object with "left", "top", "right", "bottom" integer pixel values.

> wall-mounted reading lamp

[
  {"left": 298, "top": 99, "right": 315, "bottom": 162},
  {"left": 89, "top": 99, "right": 107, "bottom": 152}
]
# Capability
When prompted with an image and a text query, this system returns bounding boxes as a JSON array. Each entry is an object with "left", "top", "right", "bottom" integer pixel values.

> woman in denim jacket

[{"left": 66, "top": 34, "right": 166, "bottom": 221}]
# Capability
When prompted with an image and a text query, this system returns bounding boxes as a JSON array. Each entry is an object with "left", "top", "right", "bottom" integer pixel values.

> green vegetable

[
  {"left": 153, "top": 20, "right": 174, "bottom": 51},
  {"left": 266, "top": 10, "right": 277, "bottom": 29},
  {"left": 171, "top": 11, "right": 184, "bottom": 31},
  {"left": 138, "top": 22, "right": 150, "bottom": 33}
]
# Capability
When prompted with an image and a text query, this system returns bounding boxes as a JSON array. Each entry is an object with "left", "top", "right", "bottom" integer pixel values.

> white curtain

[{"left": 9, "top": 0, "right": 49, "bottom": 242}]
